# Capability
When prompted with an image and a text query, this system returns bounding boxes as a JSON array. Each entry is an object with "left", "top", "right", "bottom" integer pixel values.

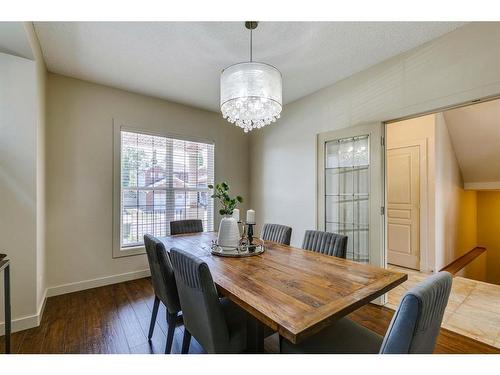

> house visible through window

[{"left": 120, "top": 130, "right": 214, "bottom": 248}]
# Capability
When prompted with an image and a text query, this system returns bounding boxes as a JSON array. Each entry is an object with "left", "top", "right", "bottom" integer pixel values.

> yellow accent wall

[{"left": 477, "top": 191, "right": 500, "bottom": 285}]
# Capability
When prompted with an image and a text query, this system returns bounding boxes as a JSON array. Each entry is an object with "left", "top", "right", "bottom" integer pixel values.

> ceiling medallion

[{"left": 220, "top": 21, "right": 283, "bottom": 133}]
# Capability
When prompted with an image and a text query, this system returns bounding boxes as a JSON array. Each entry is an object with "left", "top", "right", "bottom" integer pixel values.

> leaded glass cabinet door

[{"left": 317, "top": 123, "right": 384, "bottom": 271}]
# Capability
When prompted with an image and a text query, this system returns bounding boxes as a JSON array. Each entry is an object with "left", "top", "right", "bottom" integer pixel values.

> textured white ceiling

[
  {"left": 34, "top": 22, "right": 465, "bottom": 112},
  {"left": 444, "top": 99, "right": 500, "bottom": 185}
]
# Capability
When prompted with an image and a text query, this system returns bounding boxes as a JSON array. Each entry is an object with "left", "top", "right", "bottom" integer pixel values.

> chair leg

[
  {"left": 148, "top": 296, "right": 160, "bottom": 340},
  {"left": 181, "top": 329, "right": 192, "bottom": 354},
  {"left": 165, "top": 312, "right": 177, "bottom": 354},
  {"left": 278, "top": 335, "right": 283, "bottom": 354},
  {"left": 246, "top": 316, "right": 264, "bottom": 353}
]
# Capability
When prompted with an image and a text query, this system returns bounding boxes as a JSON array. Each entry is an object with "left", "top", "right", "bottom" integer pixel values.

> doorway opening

[
  {"left": 384, "top": 97, "right": 500, "bottom": 348},
  {"left": 385, "top": 115, "right": 432, "bottom": 272}
]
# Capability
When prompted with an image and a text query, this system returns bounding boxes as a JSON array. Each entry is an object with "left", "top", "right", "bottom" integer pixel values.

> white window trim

[{"left": 112, "top": 119, "right": 216, "bottom": 258}]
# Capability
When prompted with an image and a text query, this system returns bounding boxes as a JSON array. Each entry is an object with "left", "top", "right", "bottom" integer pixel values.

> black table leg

[
  {"left": 4, "top": 264, "right": 10, "bottom": 354},
  {"left": 246, "top": 317, "right": 264, "bottom": 353}
]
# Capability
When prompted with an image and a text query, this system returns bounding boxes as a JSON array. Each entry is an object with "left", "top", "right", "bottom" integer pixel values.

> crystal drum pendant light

[{"left": 220, "top": 22, "right": 282, "bottom": 133}]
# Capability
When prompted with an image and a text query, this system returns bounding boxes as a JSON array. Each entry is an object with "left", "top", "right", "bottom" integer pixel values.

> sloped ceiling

[
  {"left": 33, "top": 22, "right": 465, "bottom": 112},
  {"left": 444, "top": 99, "right": 500, "bottom": 189},
  {"left": 0, "top": 22, "right": 34, "bottom": 59}
]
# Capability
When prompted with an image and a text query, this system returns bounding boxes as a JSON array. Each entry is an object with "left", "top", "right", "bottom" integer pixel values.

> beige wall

[
  {"left": 477, "top": 191, "right": 500, "bottom": 285},
  {"left": 46, "top": 73, "right": 249, "bottom": 292},
  {"left": 250, "top": 23, "right": 500, "bottom": 252},
  {"left": 24, "top": 21, "right": 48, "bottom": 315},
  {"left": 435, "top": 113, "right": 479, "bottom": 274},
  {"left": 0, "top": 23, "right": 47, "bottom": 334},
  {"left": 0, "top": 52, "right": 38, "bottom": 332},
  {"left": 387, "top": 115, "right": 436, "bottom": 271}
]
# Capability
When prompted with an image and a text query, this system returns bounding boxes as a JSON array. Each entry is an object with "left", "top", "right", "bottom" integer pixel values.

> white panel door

[{"left": 387, "top": 145, "right": 420, "bottom": 270}]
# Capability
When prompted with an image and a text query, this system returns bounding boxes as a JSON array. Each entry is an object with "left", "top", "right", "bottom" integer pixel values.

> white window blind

[{"left": 120, "top": 130, "right": 214, "bottom": 248}]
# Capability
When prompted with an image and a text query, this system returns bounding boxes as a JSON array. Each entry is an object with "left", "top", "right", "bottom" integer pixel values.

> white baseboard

[
  {"left": 46, "top": 268, "right": 151, "bottom": 297},
  {"left": 0, "top": 269, "right": 150, "bottom": 335},
  {"left": 0, "top": 312, "right": 39, "bottom": 336},
  {"left": 0, "top": 288, "right": 47, "bottom": 335},
  {"left": 37, "top": 287, "right": 48, "bottom": 323}
]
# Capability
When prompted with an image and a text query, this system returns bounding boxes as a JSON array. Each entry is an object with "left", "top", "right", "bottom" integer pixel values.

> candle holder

[
  {"left": 237, "top": 221, "right": 256, "bottom": 252},
  {"left": 246, "top": 222, "right": 256, "bottom": 252}
]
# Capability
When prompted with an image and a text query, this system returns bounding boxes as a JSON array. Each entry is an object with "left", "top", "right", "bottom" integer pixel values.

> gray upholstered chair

[
  {"left": 261, "top": 223, "right": 292, "bottom": 246},
  {"left": 302, "top": 230, "right": 348, "bottom": 258},
  {"left": 170, "top": 219, "right": 203, "bottom": 235},
  {"left": 143, "top": 234, "right": 182, "bottom": 354},
  {"left": 170, "top": 247, "right": 250, "bottom": 354},
  {"left": 281, "top": 271, "right": 452, "bottom": 354}
]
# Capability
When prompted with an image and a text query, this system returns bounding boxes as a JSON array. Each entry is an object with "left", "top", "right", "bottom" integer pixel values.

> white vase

[{"left": 218, "top": 216, "right": 240, "bottom": 249}]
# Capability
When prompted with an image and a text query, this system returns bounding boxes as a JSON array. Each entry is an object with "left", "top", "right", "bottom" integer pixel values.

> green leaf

[{"left": 211, "top": 181, "right": 244, "bottom": 217}]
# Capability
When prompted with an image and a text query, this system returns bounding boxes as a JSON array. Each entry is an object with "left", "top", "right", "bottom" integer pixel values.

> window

[
  {"left": 325, "top": 135, "right": 370, "bottom": 263},
  {"left": 116, "top": 127, "right": 214, "bottom": 253}
]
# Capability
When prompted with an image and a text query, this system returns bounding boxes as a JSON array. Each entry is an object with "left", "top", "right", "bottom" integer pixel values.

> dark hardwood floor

[
  {"left": 1, "top": 277, "right": 498, "bottom": 354},
  {"left": 0, "top": 278, "right": 204, "bottom": 354}
]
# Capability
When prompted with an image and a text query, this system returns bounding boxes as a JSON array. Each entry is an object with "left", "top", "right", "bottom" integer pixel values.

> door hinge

[
  {"left": 381, "top": 136, "right": 385, "bottom": 146},
  {"left": 380, "top": 206, "right": 385, "bottom": 215}
]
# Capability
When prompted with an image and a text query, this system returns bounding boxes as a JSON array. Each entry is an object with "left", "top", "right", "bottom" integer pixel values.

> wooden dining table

[{"left": 160, "top": 231, "right": 407, "bottom": 352}]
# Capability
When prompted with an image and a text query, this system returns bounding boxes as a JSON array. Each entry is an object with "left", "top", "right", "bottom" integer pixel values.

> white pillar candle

[
  {"left": 246, "top": 209, "right": 255, "bottom": 224},
  {"left": 232, "top": 208, "right": 240, "bottom": 221}
]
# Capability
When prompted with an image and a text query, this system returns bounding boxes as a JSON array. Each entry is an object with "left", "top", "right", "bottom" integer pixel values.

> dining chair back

[
  {"left": 143, "top": 234, "right": 182, "bottom": 353},
  {"left": 281, "top": 271, "right": 452, "bottom": 354},
  {"left": 170, "top": 219, "right": 203, "bottom": 235},
  {"left": 302, "top": 230, "right": 348, "bottom": 258},
  {"left": 144, "top": 235, "right": 181, "bottom": 313},
  {"left": 380, "top": 271, "right": 452, "bottom": 354},
  {"left": 170, "top": 247, "right": 248, "bottom": 354},
  {"left": 261, "top": 223, "right": 292, "bottom": 245}
]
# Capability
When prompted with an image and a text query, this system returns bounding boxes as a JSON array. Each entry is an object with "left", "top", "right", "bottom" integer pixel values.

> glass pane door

[{"left": 325, "top": 135, "right": 370, "bottom": 263}]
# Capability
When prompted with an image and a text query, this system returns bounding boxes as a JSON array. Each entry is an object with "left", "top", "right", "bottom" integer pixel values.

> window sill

[{"left": 113, "top": 245, "right": 146, "bottom": 258}]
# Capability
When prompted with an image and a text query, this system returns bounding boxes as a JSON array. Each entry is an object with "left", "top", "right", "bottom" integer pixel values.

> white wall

[
  {"left": 46, "top": 73, "right": 249, "bottom": 294},
  {"left": 250, "top": 23, "right": 500, "bottom": 250}
]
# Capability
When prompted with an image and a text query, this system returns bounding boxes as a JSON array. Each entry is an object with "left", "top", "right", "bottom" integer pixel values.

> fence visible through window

[{"left": 120, "top": 130, "right": 214, "bottom": 248}]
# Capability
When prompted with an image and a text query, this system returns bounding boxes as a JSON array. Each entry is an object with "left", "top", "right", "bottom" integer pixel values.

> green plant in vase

[
  {"left": 208, "top": 182, "right": 243, "bottom": 216},
  {"left": 208, "top": 182, "right": 243, "bottom": 248}
]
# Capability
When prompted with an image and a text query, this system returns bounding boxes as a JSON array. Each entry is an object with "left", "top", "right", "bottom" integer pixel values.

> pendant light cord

[
  {"left": 245, "top": 21, "right": 257, "bottom": 62},
  {"left": 250, "top": 28, "right": 253, "bottom": 62}
]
